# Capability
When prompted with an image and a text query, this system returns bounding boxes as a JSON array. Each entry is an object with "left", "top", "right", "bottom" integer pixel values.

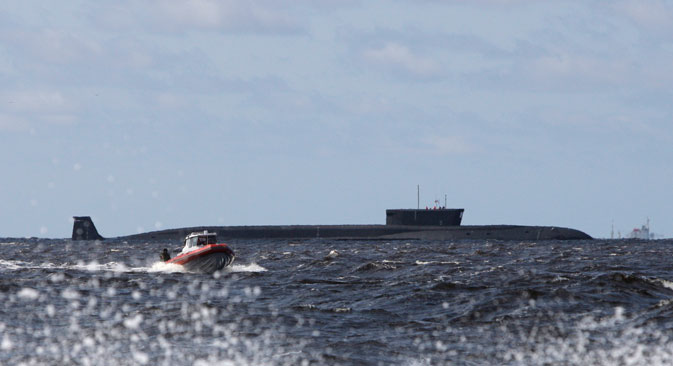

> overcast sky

[{"left": 1, "top": 1, "right": 672, "bottom": 239}]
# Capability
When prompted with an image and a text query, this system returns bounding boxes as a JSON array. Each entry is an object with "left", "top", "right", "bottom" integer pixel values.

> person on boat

[{"left": 160, "top": 248, "right": 171, "bottom": 261}]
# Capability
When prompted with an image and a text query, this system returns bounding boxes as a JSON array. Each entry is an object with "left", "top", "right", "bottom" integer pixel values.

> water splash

[
  {"left": 229, "top": 263, "right": 267, "bottom": 273},
  {"left": 148, "top": 261, "right": 186, "bottom": 273}
]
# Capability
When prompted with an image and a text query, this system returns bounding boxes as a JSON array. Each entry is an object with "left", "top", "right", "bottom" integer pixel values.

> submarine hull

[
  {"left": 71, "top": 211, "right": 592, "bottom": 242},
  {"left": 118, "top": 224, "right": 591, "bottom": 241}
]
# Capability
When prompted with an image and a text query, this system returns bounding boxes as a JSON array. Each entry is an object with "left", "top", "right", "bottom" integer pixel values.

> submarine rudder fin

[{"left": 72, "top": 216, "right": 105, "bottom": 240}]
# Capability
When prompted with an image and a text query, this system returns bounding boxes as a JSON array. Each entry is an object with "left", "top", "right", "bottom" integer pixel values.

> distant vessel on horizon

[
  {"left": 628, "top": 218, "right": 652, "bottom": 240},
  {"left": 612, "top": 218, "right": 655, "bottom": 240}
]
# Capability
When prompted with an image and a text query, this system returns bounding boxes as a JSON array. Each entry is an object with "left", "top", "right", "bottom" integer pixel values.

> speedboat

[{"left": 165, "top": 231, "right": 234, "bottom": 273}]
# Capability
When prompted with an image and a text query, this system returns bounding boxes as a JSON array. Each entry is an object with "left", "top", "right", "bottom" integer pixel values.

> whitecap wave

[
  {"left": 229, "top": 263, "right": 267, "bottom": 273},
  {"left": 657, "top": 278, "right": 673, "bottom": 290},
  {"left": 0, "top": 258, "right": 185, "bottom": 274},
  {"left": 0, "top": 259, "right": 30, "bottom": 270},
  {"left": 147, "top": 261, "right": 186, "bottom": 273}
]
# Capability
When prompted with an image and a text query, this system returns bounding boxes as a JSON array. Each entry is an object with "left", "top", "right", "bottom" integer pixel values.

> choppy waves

[{"left": 1, "top": 238, "right": 673, "bottom": 365}]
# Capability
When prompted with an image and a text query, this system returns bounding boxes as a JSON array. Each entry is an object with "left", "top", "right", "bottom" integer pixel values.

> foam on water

[
  {"left": 229, "top": 262, "right": 267, "bottom": 273},
  {"left": 1, "top": 256, "right": 262, "bottom": 275},
  {"left": 393, "top": 307, "right": 673, "bottom": 366},
  {"left": 0, "top": 258, "right": 185, "bottom": 274},
  {"left": 7, "top": 307, "right": 668, "bottom": 366},
  {"left": 494, "top": 309, "right": 673, "bottom": 365},
  {"left": 17, "top": 287, "right": 40, "bottom": 300},
  {"left": 0, "top": 259, "right": 29, "bottom": 270},
  {"left": 658, "top": 278, "right": 673, "bottom": 290},
  {"left": 148, "top": 261, "right": 186, "bottom": 273}
]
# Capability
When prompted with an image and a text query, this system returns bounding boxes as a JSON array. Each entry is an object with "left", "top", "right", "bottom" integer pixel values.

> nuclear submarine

[{"left": 71, "top": 208, "right": 592, "bottom": 241}]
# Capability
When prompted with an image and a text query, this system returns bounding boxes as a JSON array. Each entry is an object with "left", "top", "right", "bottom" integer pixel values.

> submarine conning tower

[
  {"left": 72, "top": 216, "right": 104, "bottom": 240},
  {"left": 386, "top": 208, "right": 464, "bottom": 226}
]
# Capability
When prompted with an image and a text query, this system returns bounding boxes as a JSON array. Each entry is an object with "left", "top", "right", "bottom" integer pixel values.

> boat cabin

[{"left": 183, "top": 231, "right": 218, "bottom": 250}]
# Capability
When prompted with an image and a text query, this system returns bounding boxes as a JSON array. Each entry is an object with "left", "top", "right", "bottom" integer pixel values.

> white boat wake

[{"left": 0, "top": 258, "right": 266, "bottom": 274}]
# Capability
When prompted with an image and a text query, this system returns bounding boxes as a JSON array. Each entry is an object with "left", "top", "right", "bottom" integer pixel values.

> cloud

[
  {"left": 149, "top": 0, "right": 302, "bottom": 34},
  {"left": 527, "top": 52, "right": 632, "bottom": 88},
  {"left": 0, "top": 28, "right": 102, "bottom": 65},
  {"left": 362, "top": 42, "right": 440, "bottom": 78},
  {"left": 0, "top": 114, "right": 28, "bottom": 131},
  {"left": 0, "top": 90, "right": 77, "bottom": 131},
  {"left": 420, "top": 135, "right": 477, "bottom": 155},
  {"left": 158, "top": 0, "right": 222, "bottom": 28},
  {"left": 3, "top": 91, "right": 69, "bottom": 111},
  {"left": 615, "top": 0, "right": 673, "bottom": 30}
]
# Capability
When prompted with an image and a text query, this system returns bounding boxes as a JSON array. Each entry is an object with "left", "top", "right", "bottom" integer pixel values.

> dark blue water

[{"left": 2, "top": 238, "right": 673, "bottom": 365}]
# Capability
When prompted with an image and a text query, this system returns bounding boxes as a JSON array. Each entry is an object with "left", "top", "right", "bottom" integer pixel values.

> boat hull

[{"left": 167, "top": 244, "right": 234, "bottom": 273}]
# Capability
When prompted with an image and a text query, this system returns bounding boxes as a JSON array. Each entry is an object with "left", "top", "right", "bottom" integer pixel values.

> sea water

[{"left": 1, "top": 238, "right": 673, "bottom": 365}]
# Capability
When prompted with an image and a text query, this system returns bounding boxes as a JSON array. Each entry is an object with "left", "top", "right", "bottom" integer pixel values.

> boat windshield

[{"left": 185, "top": 233, "right": 217, "bottom": 248}]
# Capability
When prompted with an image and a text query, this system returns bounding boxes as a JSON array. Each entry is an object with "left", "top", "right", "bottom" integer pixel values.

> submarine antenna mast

[{"left": 611, "top": 220, "right": 614, "bottom": 239}]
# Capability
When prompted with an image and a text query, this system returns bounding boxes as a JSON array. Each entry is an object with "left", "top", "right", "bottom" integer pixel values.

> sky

[{"left": 1, "top": 0, "right": 672, "bottom": 239}]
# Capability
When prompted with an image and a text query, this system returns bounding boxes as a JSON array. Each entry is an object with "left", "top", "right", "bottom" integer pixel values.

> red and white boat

[{"left": 165, "top": 231, "right": 234, "bottom": 273}]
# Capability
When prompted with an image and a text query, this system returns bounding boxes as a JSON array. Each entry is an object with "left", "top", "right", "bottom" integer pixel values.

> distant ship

[
  {"left": 628, "top": 218, "right": 652, "bottom": 240},
  {"left": 71, "top": 208, "right": 592, "bottom": 241}
]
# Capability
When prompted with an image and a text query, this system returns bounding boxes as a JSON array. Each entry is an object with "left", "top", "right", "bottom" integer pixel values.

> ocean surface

[{"left": 2, "top": 237, "right": 673, "bottom": 365}]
